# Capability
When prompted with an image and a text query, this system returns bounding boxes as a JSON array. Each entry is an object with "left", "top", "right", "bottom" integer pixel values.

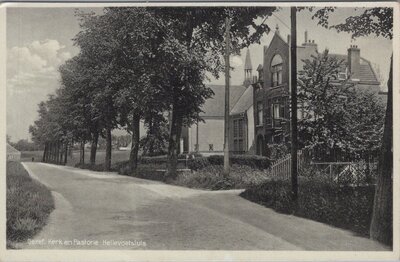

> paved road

[{"left": 17, "top": 162, "right": 388, "bottom": 250}]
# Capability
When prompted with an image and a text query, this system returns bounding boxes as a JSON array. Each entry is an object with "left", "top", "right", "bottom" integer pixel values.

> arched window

[{"left": 271, "top": 54, "right": 283, "bottom": 87}]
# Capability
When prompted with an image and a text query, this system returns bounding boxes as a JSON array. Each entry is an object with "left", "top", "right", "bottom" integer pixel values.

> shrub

[
  {"left": 208, "top": 154, "right": 271, "bottom": 170},
  {"left": 187, "top": 157, "right": 210, "bottom": 170},
  {"left": 6, "top": 162, "right": 54, "bottom": 245},
  {"left": 241, "top": 178, "right": 375, "bottom": 237},
  {"left": 171, "top": 164, "right": 272, "bottom": 190},
  {"left": 267, "top": 143, "right": 289, "bottom": 160}
]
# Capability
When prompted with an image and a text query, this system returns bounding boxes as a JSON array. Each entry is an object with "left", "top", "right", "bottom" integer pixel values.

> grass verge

[{"left": 6, "top": 161, "right": 54, "bottom": 248}]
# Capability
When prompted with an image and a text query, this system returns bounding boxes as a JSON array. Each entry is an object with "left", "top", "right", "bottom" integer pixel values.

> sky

[{"left": 6, "top": 6, "right": 393, "bottom": 142}]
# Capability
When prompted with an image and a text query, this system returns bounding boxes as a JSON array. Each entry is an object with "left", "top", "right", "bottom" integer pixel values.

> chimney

[
  {"left": 304, "top": 30, "right": 308, "bottom": 43},
  {"left": 347, "top": 45, "right": 360, "bottom": 80}
]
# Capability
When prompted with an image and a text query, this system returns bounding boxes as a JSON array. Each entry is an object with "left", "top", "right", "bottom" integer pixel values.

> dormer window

[{"left": 271, "top": 54, "right": 283, "bottom": 87}]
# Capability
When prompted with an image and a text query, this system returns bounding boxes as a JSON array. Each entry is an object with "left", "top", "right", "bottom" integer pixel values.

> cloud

[{"left": 7, "top": 39, "right": 71, "bottom": 141}]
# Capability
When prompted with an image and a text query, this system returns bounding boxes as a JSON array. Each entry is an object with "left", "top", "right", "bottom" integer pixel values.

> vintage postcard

[{"left": 1, "top": 1, "right": 399, "bottom": 261}]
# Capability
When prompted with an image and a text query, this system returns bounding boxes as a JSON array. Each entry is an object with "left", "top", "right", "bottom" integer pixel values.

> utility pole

[
  {"left": 290, "top": 7, "right": 298, "bottom": 201},
  {"left": 223, "top": 17, "right": 231, "bottom": 176}
]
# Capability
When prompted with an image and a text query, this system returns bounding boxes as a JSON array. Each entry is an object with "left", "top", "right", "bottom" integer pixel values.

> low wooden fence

[{"left": 267, "top": 149, "right": 311, "bottom": 179}]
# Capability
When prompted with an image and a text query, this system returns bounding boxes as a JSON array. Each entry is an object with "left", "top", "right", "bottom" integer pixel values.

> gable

[
  {"left": 230, "top": 85, "right": 254, "bottom": 115},
  {"left": 7, "top": 143, "right": 20, "bottom": 154}
]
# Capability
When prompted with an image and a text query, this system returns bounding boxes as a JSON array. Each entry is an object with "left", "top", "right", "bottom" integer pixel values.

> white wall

[
  {"left": 246, "top": 105, "right": 255, "bottom": 151},
  {"left": 189, "top": 118, "right": 224, "bottom": 153}
]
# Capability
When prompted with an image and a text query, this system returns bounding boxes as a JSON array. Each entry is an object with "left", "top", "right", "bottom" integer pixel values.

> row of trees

[
  {"left": 29, "top": 7, "right": 277, "bottom": 176},
  {"left": 29, "top": 6, "right": 393, "bottom": 245}
]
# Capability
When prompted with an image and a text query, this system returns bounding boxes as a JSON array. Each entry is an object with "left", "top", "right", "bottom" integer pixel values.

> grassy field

[
  {"left": 20, "top": 151, "right": 43, "bottom": 162},
  {"left": 20, "top": 150, "right": 130, "bottom": 166},
  {"left": 6, "top": 161, "right": 54, "bottom": 248},
  {"left": 66, "top": 150, "right": 131, "bottom": 167}
]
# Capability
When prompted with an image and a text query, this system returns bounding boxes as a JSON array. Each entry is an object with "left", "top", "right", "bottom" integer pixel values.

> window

[
  {"left": 209, "top": 144, "right": 213, "bottom": 151},
  {"left": 271, "top": 54, "right": 283, "bottom": 87},
  {"left": 233, "top": 120, "right": 239, "bottom": 138},
  {"left": 338, "top": 72, "right": 347, "bottom": 80},
  {"left": 238, "top": 119, "right": 244, "bottom": 137},
  {"left": 257, "top": 102, "right": 263, "bottom": 125},
  {"left": 273, "top": 104, "right": 280, "bottom": 119},
  {"left": 234, "top": 119, "right": 244, "bottom": 138},
  {"left": 272, "top": 103, "right": 285, "bottom": 120}
]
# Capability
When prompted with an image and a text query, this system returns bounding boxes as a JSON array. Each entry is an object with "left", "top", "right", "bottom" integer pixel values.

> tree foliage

[
  {"left": 311, "top": 7, "right": 393, "bottom": 39},
  {"left": 309, "top": 6, "right": 393, "bottom": 245},
  {"left": 298, "top": 50, "right": 385, "bottom": 160}
]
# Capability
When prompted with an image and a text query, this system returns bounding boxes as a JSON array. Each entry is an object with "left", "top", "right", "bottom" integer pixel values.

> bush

[
  {"left": 187, "top": 157, "right": 210, "bottom": 170},
  {"left": 208, "top": 154, "right": 271, "bottom": 170},
  {"left": 171, "top": 164, "right": 272, "bottom": 190},
  {"left": 241, "top": 178, "right": 375, "bottom": 237},
  {"left": 266, "top": 143, "right": 289, "bottom": 160},
  {"left": 6, "top": 162, "right": 54, "bottom": 246}
]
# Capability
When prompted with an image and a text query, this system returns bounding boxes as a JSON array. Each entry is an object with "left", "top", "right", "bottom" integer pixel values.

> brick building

[{"left": 252, "top": 27, "right": 381, "bottom": 156}]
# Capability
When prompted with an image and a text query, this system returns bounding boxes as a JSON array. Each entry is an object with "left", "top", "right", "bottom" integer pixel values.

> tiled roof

[
  {"left": 200, "top": 85, "right": 247, "bottom": 117},
  {"left": 230, "top": 85, "right": 253, "bottom": 115},
  {"left": 297, "top": 49, "right": 378, "bottom": 83},
  {"left": 7, "top": 143, "right": 20, "bottom": 154},
  {"left": 359, "top": 58, "right": 378, "bottom": 82}
]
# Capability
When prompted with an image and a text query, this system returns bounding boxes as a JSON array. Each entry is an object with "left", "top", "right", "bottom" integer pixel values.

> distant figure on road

[{"left": 32, "top": 157, "right": 34, "bottom": 162}]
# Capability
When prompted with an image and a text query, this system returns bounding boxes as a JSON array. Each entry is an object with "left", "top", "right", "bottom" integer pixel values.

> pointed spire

[{"left": 244, "top": 49, "right": 252, "bottom": 70}]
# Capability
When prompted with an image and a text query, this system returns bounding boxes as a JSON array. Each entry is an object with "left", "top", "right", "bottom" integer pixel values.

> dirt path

[{"left": 17, "top": 162, "right": 388, "bottom": 250}]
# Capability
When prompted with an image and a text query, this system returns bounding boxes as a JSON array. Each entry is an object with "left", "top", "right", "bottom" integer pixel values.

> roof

[
  {"left": 268, "top": 33, "right": 379, "bottom": 85},
  {"left": 7, "top": 143, "right": 20, "bottom": 154},
  {"left": 244, "top": 49, "right": 253, "bottom": 70},
  {"left": 296, "top": 48, "right": 378, "bottom": 84},
  {"left": 200, "top": 85, "right": 247, "bottom": 117},
  {"left": 230, "top": 85, "right": 254, "bottom": 115}
]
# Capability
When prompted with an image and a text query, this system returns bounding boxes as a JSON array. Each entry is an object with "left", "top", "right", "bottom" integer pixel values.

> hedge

[
  {"left": 133, "top": 154, "right": 272, "bottom": 170},
  {"left": 240, "top": 178, "right": 376, "bottom": 237},
  {"left": 207, "top": 154, "right": 271, "bottom": 170}
]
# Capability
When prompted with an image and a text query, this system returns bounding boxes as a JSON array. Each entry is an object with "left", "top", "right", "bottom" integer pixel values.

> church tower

[{"left": 243, "top": 48, "right": 253, "bottom": 87}]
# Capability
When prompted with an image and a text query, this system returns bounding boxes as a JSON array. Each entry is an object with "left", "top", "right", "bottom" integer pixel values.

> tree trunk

[
  {"left": 129, "top": 113, "right": 140, "bottom": 171},
  {"left": 104, "top": 127, "right": 112, "bottom": 171},
  {"left": 59, "top": 142, "right": 64, "bottom": 165},
  {"left": 51, "top": 141, "right": 55, "bottom": 163},
  {"left": 148, "top": 119, "right": 154, "bottom": 156},
  {"left": 64, "top": 142, "right": 68, "bottom": 165},
  {"left": 370, "top": 55, "right": 393, "bottom": 246},
  {"left": 80, "top": 141, "right": 85, "bottom": 165},
  {"left": 69, "top": 139, "right": 74, "bottom": 158},
  {"left": 365, "top": 152, "right": 371, "bottom": 184},
  {"left": 56, "top": 141, "right": 60, "bottom": 164},
  {"left": 42, "top": 143, "right": 47, "bottom": 162},
  {"left": 167, "top": 103, "right": 183, "bottom": 179},
  {"left": 90, "top": 131, "right": 99, "bottom": 166}
]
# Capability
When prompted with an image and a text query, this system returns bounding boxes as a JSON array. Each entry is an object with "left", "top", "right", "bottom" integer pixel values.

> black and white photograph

[{"left": 2, "top": 2, "right": 398, "bottom": 261}]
